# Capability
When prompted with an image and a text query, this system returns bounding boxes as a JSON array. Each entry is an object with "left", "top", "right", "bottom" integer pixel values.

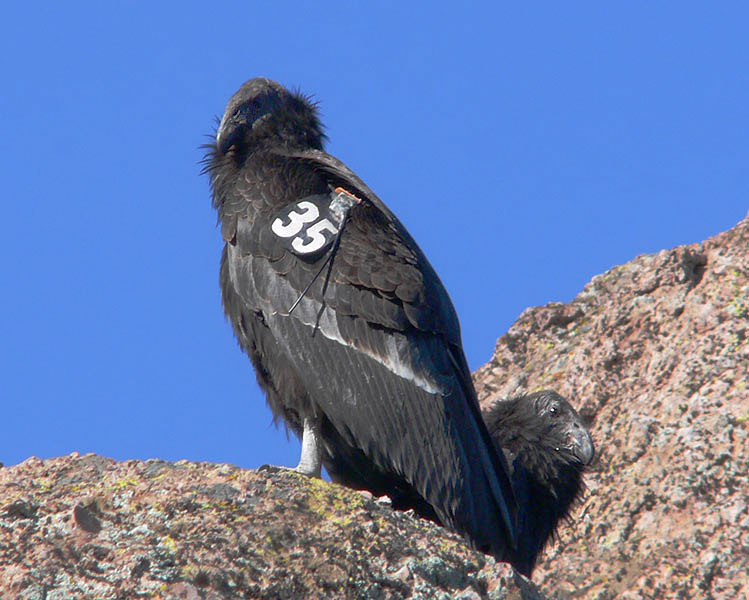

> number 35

[{"left": 271, "top": 201, "right": 339, "bottom": 254}]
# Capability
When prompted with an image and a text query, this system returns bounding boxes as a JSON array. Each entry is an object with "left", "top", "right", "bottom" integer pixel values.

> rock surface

[
  {"left": 2, "top": 217, "right": 747, "bottom": 599},
  {"left": 476, "top": 216, "right": 749, "bottom": 599},
  {"left": 0, "top": 455, "right": 540, "bottom": 600}
]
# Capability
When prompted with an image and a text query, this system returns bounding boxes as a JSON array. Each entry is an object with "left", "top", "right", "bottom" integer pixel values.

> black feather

[
  {"left": 204, "top": 77, "right": 518, "bottom": 561},
  {"left": 483, "top": 390, "right": 595, "bottom": 576}
]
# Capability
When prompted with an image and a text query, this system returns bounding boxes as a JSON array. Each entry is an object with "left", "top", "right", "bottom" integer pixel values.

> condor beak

[
  {"left": 216, "top": 114, "right": 244, "bottom": 154},
  {"left": 566, "top": 421, "right": 595, "bottom": 465}
]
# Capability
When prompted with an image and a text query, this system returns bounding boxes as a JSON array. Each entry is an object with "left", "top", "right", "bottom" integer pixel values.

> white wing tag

[{"left": 271, "top": 189, "right": 359, "bottom": 256}]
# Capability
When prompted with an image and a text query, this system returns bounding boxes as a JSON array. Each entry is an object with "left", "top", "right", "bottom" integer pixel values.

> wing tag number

[{"left": 271, "top": 191, "right": 358, "bottom": 256}]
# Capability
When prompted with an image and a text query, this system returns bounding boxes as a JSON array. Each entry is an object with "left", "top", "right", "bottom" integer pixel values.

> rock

[
  {"left": 475, "top": 216, "right": 749, "bottom": 600},
  {"left": 0, "top": 454, "right": 542, "bottom": 599}
]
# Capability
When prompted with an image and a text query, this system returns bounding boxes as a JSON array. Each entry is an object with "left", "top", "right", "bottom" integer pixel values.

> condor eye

[{"left": 549, "top": 405, "right": 558, "bottom": 416}]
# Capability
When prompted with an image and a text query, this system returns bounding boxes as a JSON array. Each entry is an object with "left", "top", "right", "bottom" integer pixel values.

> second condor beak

[{"left": 566, "top": 421, "right": 595, "bottom": 465}]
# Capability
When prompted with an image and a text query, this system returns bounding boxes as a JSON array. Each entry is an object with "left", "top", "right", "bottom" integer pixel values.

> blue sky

[{"left": 2, "top": 4, "right": 747, "bottom": 470}]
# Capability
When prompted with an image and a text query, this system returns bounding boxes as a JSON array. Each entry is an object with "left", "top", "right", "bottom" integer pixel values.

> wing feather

[{"left": 218, "top": 146, "right": 517, "bottom": 558}]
